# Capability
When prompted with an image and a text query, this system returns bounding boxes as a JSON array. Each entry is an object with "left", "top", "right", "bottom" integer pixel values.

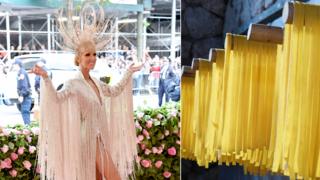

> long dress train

[{"left": 38, "top": 70, "right": 137, "bottom": 180}]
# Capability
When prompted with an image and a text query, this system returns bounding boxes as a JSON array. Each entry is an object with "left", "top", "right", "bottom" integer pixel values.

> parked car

[
  {"left": 2, "top": 57, "right": 39, "bottom": 111},
  {"left": 1, "top": 52, "right": 110, "bottom": 111}
]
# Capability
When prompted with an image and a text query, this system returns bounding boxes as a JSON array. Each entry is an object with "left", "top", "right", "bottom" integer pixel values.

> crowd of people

[
  {"left": 0, "top": 43, "right": 181, "bottom": 124},
  {"left": 98, "top": 48, "right": 181, "bottom": 106},
  {"left": 0, "top": 43, "right": 48, "bottom": 62}
]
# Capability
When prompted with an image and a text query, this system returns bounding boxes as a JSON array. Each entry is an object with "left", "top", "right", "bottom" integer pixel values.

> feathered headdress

[{"left": 56, "top": 1, "right": 115, "bottom": 51}]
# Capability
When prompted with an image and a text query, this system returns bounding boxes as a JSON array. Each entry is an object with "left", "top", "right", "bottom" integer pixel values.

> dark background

[
  {"left": 180, "top": 0, "right": 316, "bottom": 179},
  {"left": 181, "top": 0, "right": 314, "bottom": 66}
]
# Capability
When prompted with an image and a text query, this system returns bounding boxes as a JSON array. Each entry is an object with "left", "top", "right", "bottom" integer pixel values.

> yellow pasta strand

[
  {"left": 194, "top": 60, "right": 213, "bottom": 167},
  {"left": 279, "top": 3, "right": 320, "bottom": 179},
  {"left": 181, "top": 76, "right": 196, "bottom": 160},
  {"left": 205, "top": 49, "right": 225, "bottom": 165},
  {"left": 221, "top": 34, "right": 277, "bottom": 171}
]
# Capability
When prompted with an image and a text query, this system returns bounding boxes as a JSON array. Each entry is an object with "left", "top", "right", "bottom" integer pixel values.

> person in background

[
  {"left": 13, "top": 59, "right": 32, "bottom": 125},
  {"left": 22, "top": 44, "right": 30, "bottom": 55},
  {"left": 16, "top": 45, "right": 22, "bottom": 56},
  {"left": 122, "top": 44, "right": 129, "bottom": 59},
  {"left": 166, "top": 75, "right": 180, "bottom": 102},
  {"left": 10, "top": 45, "right": 18, "bottom": 59},
  {"left": 31, "top": 44, "right": 37, "bottom": 54},
  {"left": 158, "top": 57, "right": 175, "bottom": 106}
]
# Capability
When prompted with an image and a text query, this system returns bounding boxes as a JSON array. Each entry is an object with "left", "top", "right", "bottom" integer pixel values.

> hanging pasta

[
  {"left": 181, "top": 3, "right": 320, "bottom": 179},
  {"left": 272, "top": 2, "right": 320, "bottom": 179},
  {"left": 181, "top": 71, "right": 196, "bottom": 160},
  {"left": 204, "top": 49, "right": 225, "bottom": 167},
  {"left": 269, "top": 27, "right": 291, "bottom": 175},
  {"left": 193, "top": 59, "right": 213, "bottom": 167},
  {"left": 219, "top": 34, "right": 277, "bottom": 173}
]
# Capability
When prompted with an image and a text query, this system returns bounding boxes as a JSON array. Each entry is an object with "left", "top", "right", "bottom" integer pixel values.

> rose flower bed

[
  {"left": 0, "top": 102, "right": 180, "bottom": 179},
  {"left": 134, "top": 103, "right": 180, "bottom": 179}
]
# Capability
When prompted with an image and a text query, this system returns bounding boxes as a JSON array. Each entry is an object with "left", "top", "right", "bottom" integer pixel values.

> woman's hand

[
  {"left": 128, "top": 61, "right": 144, "bottom": 73},
  {"left": 31, "top": 63, "right": 48, "bottom": 78}
]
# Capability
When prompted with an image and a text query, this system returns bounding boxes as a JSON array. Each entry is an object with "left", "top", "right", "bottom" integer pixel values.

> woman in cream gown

[{"left": 32, "top": 38, "right": 142, "bottom": 180}]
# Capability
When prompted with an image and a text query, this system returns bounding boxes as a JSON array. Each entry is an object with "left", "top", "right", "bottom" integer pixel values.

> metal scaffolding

[{"left": 0, "top": 2, "right": 180, "bottom": 61}]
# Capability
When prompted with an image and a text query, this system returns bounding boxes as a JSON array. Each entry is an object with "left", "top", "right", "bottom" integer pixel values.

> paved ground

[
  {"left": 0, "top": 103, "right": 28, "bottom": 126},
  {"left": 0, "top": 94, "right": 159, "bottom": 127}
]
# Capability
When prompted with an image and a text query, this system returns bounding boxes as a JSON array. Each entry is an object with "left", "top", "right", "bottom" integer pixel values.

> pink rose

[
  {"left": 152, "top": 147, "right": 158, "bottom": 154},
  {"left": 0, "top": 158, "right": 12, "bottom": 169},
  {"left": 155, "top": 160, "right": 163, "bottom": 169},
  {"left": 136, "top": 112, "right": 144, "bottom": 119},
  {"left": 167, "top": 147, "right": 176, "bottom": 156},
  {"left": 140, "top": 159, "right": 151, "bottom": 168},
  {"left": 3, "top": 129, "right": 11, "bottom": 136},
  {"left": 163, "top": 171, "right": 172, "bottom": 178},
  {"left": 0, "top": 161, "right": 6, "bottom": 169},
  {"left": 157, "top": 113, "right": 163, "bottom": 119},
  {"left": 176, "top": 140, "right": 181, "bottom": 145},
  {"left": 23, "top": 160, "right": 32, "bottom": 170},
  {"left": 9, "top": 169, "right": 17, "bottom": 177},
  {"left": 142, "top": 129, "right": 150, "bottom": 139},
  {"left": 31, "top": 127, "right": 39, "bottom": 135},
  {"left": 29, "top": 146, "right": 36, "bottom": 154},
  {"left": 23, "top": 129, "right": 31, "bottom": 135},
  {"left": 0, "top": 160, "right": 12, "bottom": 169},
  {"left": 135, "top": 156, "right": 141, "bottom": 164},
  {"left": 137, "top": 135, "right": 144, "bottom": 142},
  {"left": 26, "top": 136, "right": 32, "bottom": 143},
  {"left": 18, "top": 147, "right": 25, "bottom": 155},
  {"left": 170, "top": 110, "right": 177, "bottom": 117},
  {"left": 10, "top": 153, "right": 18, "bottom": 161},
  {"left": 1, "top": 144, "right": 9, "bottom": 153},
  {"left": 157, "top": 147, "right": 163, "bottom": 154},
  {"left": 135, "top": 121, "right": 142, "bottom": 129},
  {"left": 164, "top": 130, "right": 170, "bottom": 136},
  {"left": 14, "top": 130, "right": 22, "bottom": 135},
  {"left": 146, "top": 120, "right": 153, "bottom": 129},
  {"left": 140, "top": 143, "right": 146, "bottom": 150},
  {"left": 144, "top": 148, "right": 151, "bottom": 155},
  {"left": 4, "top": 158, "right": 12, "bottom": 166}
]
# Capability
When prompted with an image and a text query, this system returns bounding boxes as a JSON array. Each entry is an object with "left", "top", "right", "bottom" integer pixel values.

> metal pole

[
  {"left": 52, "top": 19, "right": 55, "bottom": 50},
  {"left": 6, "top": 12, "right": 11, "bottom": 61},
  {"left": 47, "top": 14, "right": 51, "bottom": 52},
  {"left": 170, "top": 0, "right": 176, "bottom": 61},
  {"left": 158, "top": 18, "right": 160, "bottom": 33},
  {"left": 18, "top": 16, "right": 22, "bottom": 49},
  {"left": 143, "top": 17, "right": 147, "bottom": 62},
  {"left": 137, "top": 0, "right": 143, "bottom": 62},
  {"left": 31, "top": 24, "right": 34, "bottom": 49},
  {"left": 115, "top": 17, "right": 119, "bottom": 61}
]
